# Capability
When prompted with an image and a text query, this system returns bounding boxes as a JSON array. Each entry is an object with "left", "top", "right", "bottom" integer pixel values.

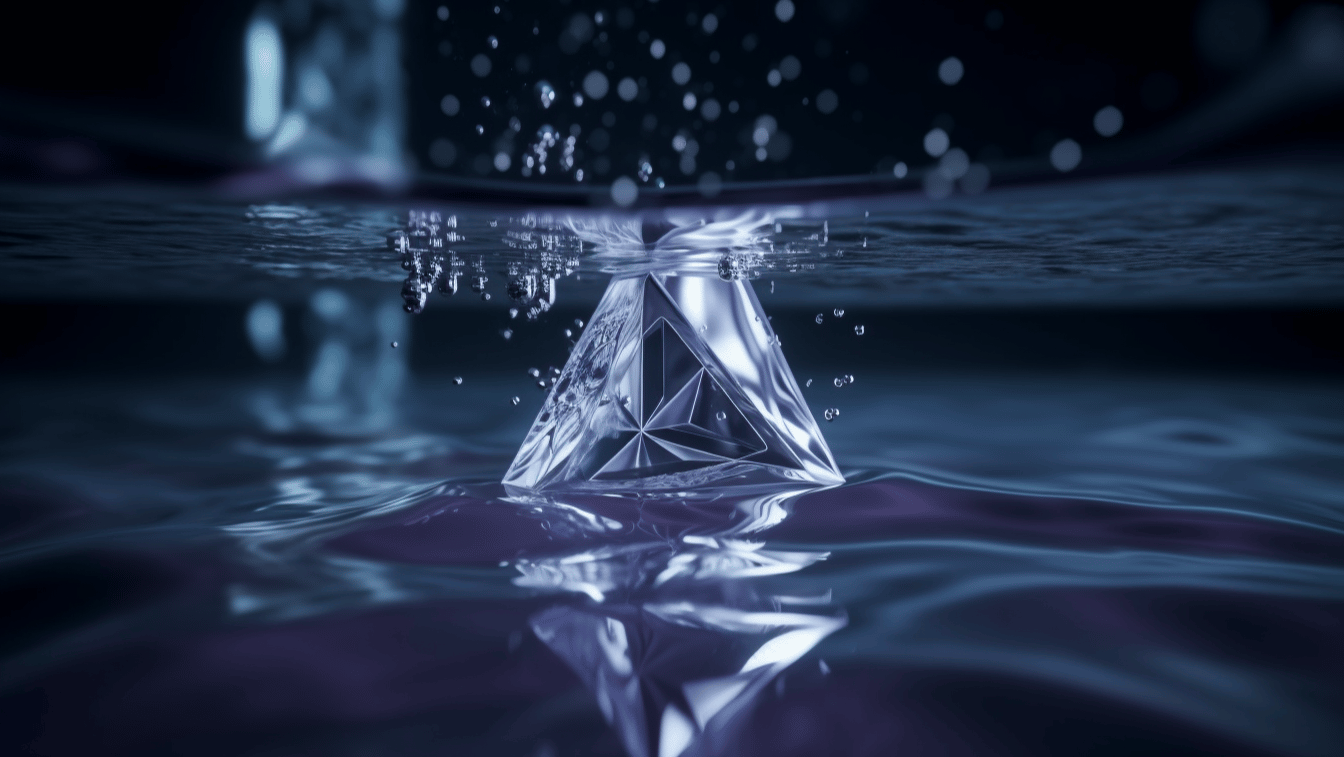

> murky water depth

[{"left": 2, "top": 163, "right": 1344, "bottom": 757}]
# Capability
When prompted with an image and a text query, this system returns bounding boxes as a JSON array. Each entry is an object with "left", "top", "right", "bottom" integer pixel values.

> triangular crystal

[{"left": 504, "top": 273, "right": 843, "bottom": 492}]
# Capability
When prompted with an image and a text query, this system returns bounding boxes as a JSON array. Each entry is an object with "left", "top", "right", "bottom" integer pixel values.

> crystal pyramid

[{"left": 504, "top": 273, "right": 842, "bottom": 492}]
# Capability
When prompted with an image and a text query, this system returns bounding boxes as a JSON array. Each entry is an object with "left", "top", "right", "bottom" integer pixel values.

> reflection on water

[
  {"left": 4, "top": 367, "right": 1343, "bottom": 755},
  {"left": 515, "top": 488, "right": 843, "bottom": 757}
]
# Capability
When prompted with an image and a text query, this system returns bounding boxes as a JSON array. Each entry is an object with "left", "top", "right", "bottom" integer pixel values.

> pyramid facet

[{"left": 504, "top": 273, "right": 842, "bottom": 492}]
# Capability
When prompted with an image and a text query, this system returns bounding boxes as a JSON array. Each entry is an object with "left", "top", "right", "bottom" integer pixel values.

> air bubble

[
  {"left": 806, "top": 379, "right": 813, "bottom": 387},
  {"left": 834, "top": 377, "right": 844, "bottom": 387},
  {"left": 815, "top": 314, "right": 823, "bottom": 324},
  {"left": 844, "top": 374, "right": 855, "bottom": 384},
  {"left": 475, "top": 124, "right": 485, "bottom": 135},
  {"left": 715, "top": 411, "right": 727, "bottom": 421},
  {"left": 672, "top": 62, "right": 692, "bottom": 85},
  {"left": 528, "top": 367, "right": 541, "bottom": 377},
  {"left": 390, "top": 341, "right": 398, "bottom": 348},
  {"left": 823, "top": 408, "right": 839, "bottom": 421},
  {"left": 854, "top": 325, "right": 865, "bottom": 335},
  {"left": 501, "top": 328, "right": 513, "bottom": 340},
  {"left": 509, "top": 307, "right": 519, "bottom": 319},
  {"left": 488, "top": 35, "right": 499, "bottom": 49},
  {"left": 535, "top": 81, "right": 557, "bottom": 109},
  {"left": 833, "top": 308, "right": 844, "bottom": 317},
  {"left": 511, "top": 396, "right": 521, "bottom": 406},
  {"left": 453, "top": 377, "right": 463, "bottom": 385}
]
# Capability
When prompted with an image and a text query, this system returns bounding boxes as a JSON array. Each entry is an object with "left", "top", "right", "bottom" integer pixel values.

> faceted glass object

[{"left": 504, "top": 273, "right": 843, "bottom": 492}]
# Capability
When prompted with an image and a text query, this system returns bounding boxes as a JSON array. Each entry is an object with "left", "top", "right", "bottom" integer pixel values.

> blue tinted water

[{"left": 1, "top": 163, "right": 1343, "bottom": 756}]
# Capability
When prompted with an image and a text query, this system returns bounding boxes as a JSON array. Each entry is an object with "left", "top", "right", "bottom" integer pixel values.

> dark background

[{"left": 1, "top": 0, "right": 1341, "bottom": 184}]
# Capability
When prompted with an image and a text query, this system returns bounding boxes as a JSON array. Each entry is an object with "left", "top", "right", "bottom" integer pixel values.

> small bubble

[
  {"left": 488, "top": 35, "right": 499, "bottom": 49},
  {"left": 815, "top": 313, "right": 824, "bottom": 324},
  {"left": 528, "top": 367, "right": 541, "bottom": 377},
  {"left": 453, "top": 376, "right": 463, "bottom": 385},
  {"left": 834, "top": 377, "right": 844, "bottom": 387},
  {"left": 833, "top": 308, "right": 844, "bottom": 317},
  {"left": 390, "top": 341, "right": 398, "bottom": 348},
  {"left": 511, "top": 396, "right": 521, "bottom": 406},
  {"left": 564, "top": 329, "right": 573, "bottom": 338},
  {"left": 574, "top": 318, "right": 585, "bottom": 328},
  {"left": 938, "top": 56, "right": 964, "bottom": 86},
  {"left": 501, "top": 328, "right": 513, "bottom": 340},
  {"left": 482, "top": 293, "right": 491, "bottom": 301},
  {"left": 481, "top": 95, "right": 491, "bottom": 107},
  {"left": 844, "top": 374, "right": 855, "bottom": 384},
  {"left": 854, "top": 325, "right": 865, "bottom": 335},
  {"left": 509, "top": 307, "right": 518, "bottom": 319},
  {"left": 535, "top": 80, "right": 557, "bottom": 109},
  {"left": 823, "top": 408, "right": 839, "bottom": 421},
  {"left": 537, "top": 381, "right": 548, "bottom": 390},
  {"left": 775, "top": 0, "right": 796, "bottom": 23},
  {"left": 806, "top": 378, "right": 813, "bottom": 387},
  {"left": 476, "top": 124, "right": 485, "bottom": 135},
  {"left": 1094, "top": 105, "right": 1123, "bottom": 138},
  {"left": 716, "top": 410, "right": 727, "bottom": 421}
]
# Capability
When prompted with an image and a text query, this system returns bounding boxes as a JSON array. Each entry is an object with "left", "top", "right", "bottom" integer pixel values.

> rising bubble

[
  {"left": 1050, "top": 138, "right": 1082, "bottom": 172},
  {"left": 1094, "top": 105, "right": 1123, "bottom": 137},
  {"left": 938, "top": 56, "right": 965, "bottom": 85}
]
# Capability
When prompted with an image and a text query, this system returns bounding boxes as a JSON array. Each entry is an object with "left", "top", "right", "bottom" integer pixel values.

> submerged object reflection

[{"left": 514, "top": 486, "right": 844, "bottom": 757}]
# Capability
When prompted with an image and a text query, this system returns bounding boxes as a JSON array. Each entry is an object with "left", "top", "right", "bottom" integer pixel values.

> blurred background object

[{"left": 0, "top": 0, "right": 1341, "bottom": 199}]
